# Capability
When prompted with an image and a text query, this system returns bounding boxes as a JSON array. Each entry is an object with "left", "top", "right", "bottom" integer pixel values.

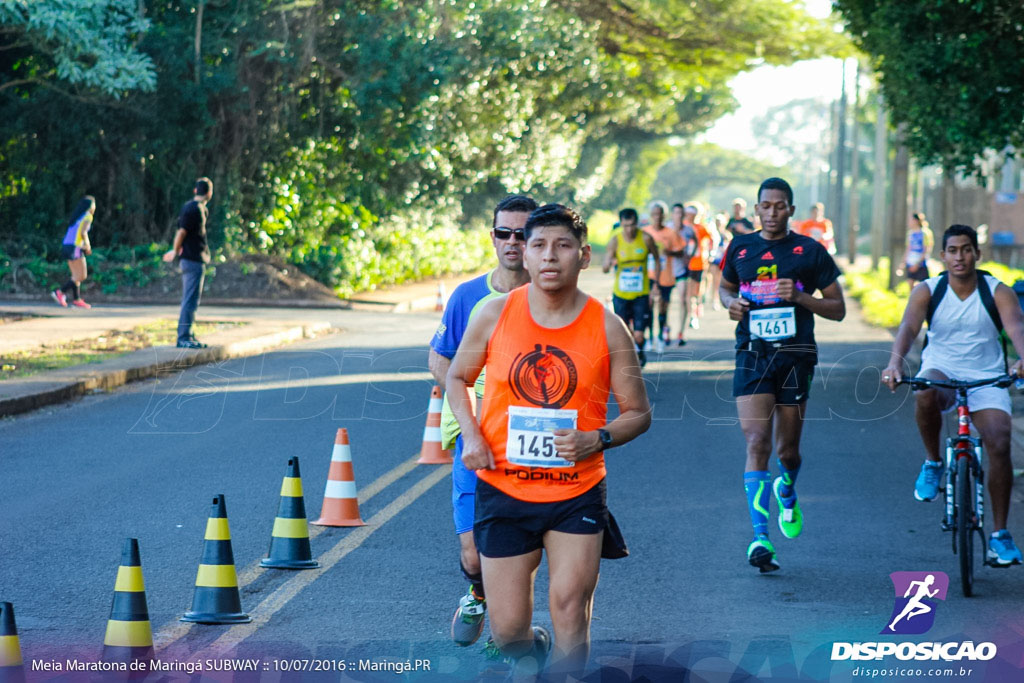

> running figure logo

[
  {"left": 510, "top": 344, "right": 578, "bottom": 409},
  {"left": 881, "top": 571, "right": 948, "bottom": 635}
]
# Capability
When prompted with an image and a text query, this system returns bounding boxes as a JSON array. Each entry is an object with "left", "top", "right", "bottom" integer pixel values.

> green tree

[
  {"left": 0, "top": 0, "right": 155, "bottom": 96},
  {"left": 649, "top": 143, "right": 781, "bottom": 209},
  {"left": 835, "top": 0, "right": 1024, "bottom": 172},
  {"left": 0, "top": 0, "right": 845, "bottom": 297},
  {"left": 555, "top": 0, "right": 848, "bottom": 73}
]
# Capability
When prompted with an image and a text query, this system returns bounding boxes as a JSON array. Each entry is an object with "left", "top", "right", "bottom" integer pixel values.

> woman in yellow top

[
  {"left": 602, "top": 207, "right": 659, "bottom": 366},
  {"left": 51, "top": 196, "right": 95, "bottom": 309}
]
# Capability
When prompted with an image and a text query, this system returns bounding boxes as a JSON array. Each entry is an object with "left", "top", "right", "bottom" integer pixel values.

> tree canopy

[
  {"left": 1, "top": 0, "right": 843, "bottom": 293},
  {"left": 0, "top": 0, "right": 156, "bottom": 95},
  {"left": 836, "top": 0, "right": 1024, "bottom": 172},
  {"left": 648, "top": 142, "right": 781, "bottom": 210}
]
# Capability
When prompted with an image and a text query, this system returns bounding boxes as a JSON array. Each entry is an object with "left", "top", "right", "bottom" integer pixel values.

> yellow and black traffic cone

[
  {"left": 181, "top": 495, "right": 251, "bottom": 624},
  {"left": 260, "top": 457, "right": 319, "bottom": 570},
  {"left": 0, "top": 602, "right": 25, "bottom": 683},
  {"left": 101, "top": 538, "right": 154, "bottom": 667}
]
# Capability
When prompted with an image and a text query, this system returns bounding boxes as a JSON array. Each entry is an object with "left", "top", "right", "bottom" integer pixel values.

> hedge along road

[{"left": 3, "top": 267, "right": 1024, "bottom": 681}]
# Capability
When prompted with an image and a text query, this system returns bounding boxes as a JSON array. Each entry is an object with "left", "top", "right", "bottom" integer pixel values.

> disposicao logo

[
  {"left": 830, "top": 571, "right": 997, "bottom": 663},
  {"left": 882, "top": 571, "right": 948, "bottom": 635}
]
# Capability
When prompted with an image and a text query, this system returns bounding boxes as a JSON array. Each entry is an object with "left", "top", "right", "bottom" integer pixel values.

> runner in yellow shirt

[{"left": 603, "top": 207, "right": 659, "bottom": 367}]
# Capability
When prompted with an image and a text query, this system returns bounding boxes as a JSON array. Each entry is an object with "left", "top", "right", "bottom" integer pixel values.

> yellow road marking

[
  {"left": 153, "top": 452, "right": 426, "bottom": 649},
  {"left": 202, "top": 465, "right": 450, "bottom": 653}
]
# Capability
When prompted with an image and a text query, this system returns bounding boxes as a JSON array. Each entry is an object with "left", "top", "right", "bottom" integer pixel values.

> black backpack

[{"left": 924, "top": 269, "right": 1007, "bottom": 372}]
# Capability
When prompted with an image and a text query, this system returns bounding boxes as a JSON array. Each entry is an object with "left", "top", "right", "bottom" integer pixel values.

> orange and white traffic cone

[
  {"left": 311, "top": 429, "right": 366, "bottom": 527},
  {"left": 435, "top": 282, "right": 446, "bottom": 312},
  {"left": 418, "top": 386, "right": 453, "bottom": 464}
]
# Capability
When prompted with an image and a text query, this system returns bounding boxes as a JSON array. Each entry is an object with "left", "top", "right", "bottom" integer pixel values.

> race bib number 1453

[{"left": 507, "top": 406, "right": 577, "bottom": 468}]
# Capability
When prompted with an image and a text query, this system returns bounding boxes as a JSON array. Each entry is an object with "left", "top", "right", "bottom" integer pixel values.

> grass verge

[
  {"left": 0, "top": 319, "right": 245, "bottom": 380},
  {"left": 845, "top": 260, "right": 1024, "bottom": 330}
]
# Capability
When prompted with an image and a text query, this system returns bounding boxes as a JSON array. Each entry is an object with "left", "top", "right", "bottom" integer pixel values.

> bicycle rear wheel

[{"left": 956, "top": 456, "right": 975, "bottom": 597}]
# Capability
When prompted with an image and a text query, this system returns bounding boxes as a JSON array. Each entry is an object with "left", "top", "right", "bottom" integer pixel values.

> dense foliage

[
  {"left": 1, "top": 0, "right": 839, "bottom": 295},
  {"left": 649, "top": 143, "right": 781, "bottom": 209},
  {"left": 847, "top": 259, "right": 1024, "bottom": 329},
  {"left": 836, "top": 0, "right": 1024, "bottom": 173}
]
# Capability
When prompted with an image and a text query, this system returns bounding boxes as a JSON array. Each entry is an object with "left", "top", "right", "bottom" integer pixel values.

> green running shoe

[
  {"left": 747, "top": 534, "right": 780, "bottom": 573},
  {"left": 773, "top": 476, "right": 803, "bottom": 539},
  {"left": 478, "top": 637, "right": 512, "bottom": 678},
  {"left": 513, "top": 626, "right": 552, "bottom": 677}
]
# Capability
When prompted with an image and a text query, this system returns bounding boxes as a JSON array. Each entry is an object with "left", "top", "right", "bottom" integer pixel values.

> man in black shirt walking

[
  {"left": 163, "top": 177, "right": 213, "bottom": 349},
  {"left": 725, "top": 198, "right": 755, "bottom": 237}
]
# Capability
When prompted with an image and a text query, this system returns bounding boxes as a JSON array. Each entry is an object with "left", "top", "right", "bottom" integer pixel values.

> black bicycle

[{"left": 897, "top": 374, "right": 1016, "bottom": 597}]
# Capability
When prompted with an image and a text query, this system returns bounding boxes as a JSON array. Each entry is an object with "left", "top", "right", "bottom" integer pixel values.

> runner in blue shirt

[
  {"left": 428, "top": 194, "right": 537, "bottom": 647},
  {"left": 903, "top": 212, "right": 934, "bottom": 283}
]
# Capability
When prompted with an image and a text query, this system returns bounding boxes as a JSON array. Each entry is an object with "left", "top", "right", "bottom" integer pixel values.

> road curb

[
  {"left": 0, "top": 292, "right": 349, "bottom": 309},
  {"left": 0, "top": 322, "right": 331, "bottom": 418}
]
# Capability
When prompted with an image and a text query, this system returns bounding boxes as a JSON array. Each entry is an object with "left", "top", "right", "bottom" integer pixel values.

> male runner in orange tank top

[{"left": 447, "top": 204, "right": 651, "bottom": 678}]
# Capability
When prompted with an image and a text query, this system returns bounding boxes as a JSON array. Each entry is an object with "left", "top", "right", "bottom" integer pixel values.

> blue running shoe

[
  {"left": 913, "top": 460, "right": 944, "bottom": 502},
  {"left": 987, "top": 530, "right": 1023, "bottom": 567}
]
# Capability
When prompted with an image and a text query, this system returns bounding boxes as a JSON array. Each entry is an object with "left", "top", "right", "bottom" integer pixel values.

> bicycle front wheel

[{"left": 957, "top": 456, "right": 976, "bottom": 597}]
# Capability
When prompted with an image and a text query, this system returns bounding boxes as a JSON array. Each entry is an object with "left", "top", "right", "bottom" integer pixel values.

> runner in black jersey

[{"left": 718, "top": 177, "right": 845, "bottom": 573}]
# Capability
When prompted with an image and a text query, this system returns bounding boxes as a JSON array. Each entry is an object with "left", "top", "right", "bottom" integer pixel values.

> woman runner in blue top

[{"left": 51, "top": 196, "right": 96, "bottom": 309}]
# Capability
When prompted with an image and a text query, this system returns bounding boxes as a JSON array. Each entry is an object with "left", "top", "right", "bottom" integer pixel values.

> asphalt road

[{"left": 3, "top": 267, "right": 1023, "bottom": 682}]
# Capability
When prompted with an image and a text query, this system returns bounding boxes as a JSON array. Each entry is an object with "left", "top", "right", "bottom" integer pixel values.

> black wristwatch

[{"left": 597, "top": 428, "right": 613, "bottom": 449}]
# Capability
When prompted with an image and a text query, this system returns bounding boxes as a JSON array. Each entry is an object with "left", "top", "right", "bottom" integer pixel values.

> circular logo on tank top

[{"left": 509, "top": 344, "right": 578, "bottom": 409}]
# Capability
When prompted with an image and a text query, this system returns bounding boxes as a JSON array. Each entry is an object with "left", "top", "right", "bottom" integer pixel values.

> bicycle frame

[
  {"left": 942, "top": 398, "right": 984, "bottom": 540},
  {"left": 899, "top": 373, "right": 1014, "bottom": 594}
]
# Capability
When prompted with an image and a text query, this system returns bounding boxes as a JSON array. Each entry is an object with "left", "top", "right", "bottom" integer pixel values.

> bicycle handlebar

[{"left": 896, "top": 374, "right": 1017, "bottom": 392}]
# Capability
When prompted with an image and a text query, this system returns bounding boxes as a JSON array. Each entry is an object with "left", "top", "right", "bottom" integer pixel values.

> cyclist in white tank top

[
  {"left": 919, "top": 272, "right": 1005, "bottom": 381},
  {"left": 882, "top": 225, "right": 1024, "bottom": 566}
]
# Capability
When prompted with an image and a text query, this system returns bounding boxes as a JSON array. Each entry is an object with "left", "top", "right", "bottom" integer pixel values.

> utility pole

[
  {"left": 833, "top": 61, "right": 849, "bottom": 254},
  {"left": 941, "top": 165, "right": 955, "bottom": 235},
  {"left": 889, "top": 124, "right": 910, "bottom": 290},
  {"left": 194, "top": 0, "right": 205, "bottom": 83},
  {"left": 827, "top": 99, "right": 839, "bottom": 227},
  {"left": 847, "top": 61, "right": 862, "bottom": 265},
  {"left": 870, "top": 94, "right": 888, "bottom": 270}
]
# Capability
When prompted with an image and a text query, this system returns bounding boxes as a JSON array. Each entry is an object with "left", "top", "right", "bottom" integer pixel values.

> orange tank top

[{"left": 477, "top": 285, "right": 610, "bottom": 502}]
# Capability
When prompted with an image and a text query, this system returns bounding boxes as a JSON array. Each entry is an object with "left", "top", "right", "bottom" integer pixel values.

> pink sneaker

[
  {"left": 51, "top": 289, "right": 68, "bottom": 307},
  {"left": 71, "top": 299, "right": 91, "bottom": 309}
]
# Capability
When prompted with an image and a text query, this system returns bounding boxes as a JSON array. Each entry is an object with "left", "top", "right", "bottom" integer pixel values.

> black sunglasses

[{"left": 493, "top": 227, "right": 526, "bottom": 241}]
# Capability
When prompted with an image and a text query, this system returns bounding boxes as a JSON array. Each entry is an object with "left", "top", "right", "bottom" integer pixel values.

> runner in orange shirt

[
  {"left": 795, "top": 202, "right": 836, "bottom": 255},
  {"left": 681, "top": 204, "right": 712, "bottom": 334},
  {"left": 447, "top": 204, "right": 651, "bottom": 678},
  {"left": 644, "top": 201, "right": 686, "bottom": 352}
]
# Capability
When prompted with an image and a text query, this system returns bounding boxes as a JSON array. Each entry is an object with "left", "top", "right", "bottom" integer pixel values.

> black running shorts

[
  {"left": 906, "top": 263, "right": 930, "bottom": 282},
  {"left": 473, "top": 478, "right": 627, "bottom": 559},
  {"left": 733, "top": 348, "right": 815, "bottom": 404},
  {"left": 612, "top": 294, "right": 651, "bottom": 332}
]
